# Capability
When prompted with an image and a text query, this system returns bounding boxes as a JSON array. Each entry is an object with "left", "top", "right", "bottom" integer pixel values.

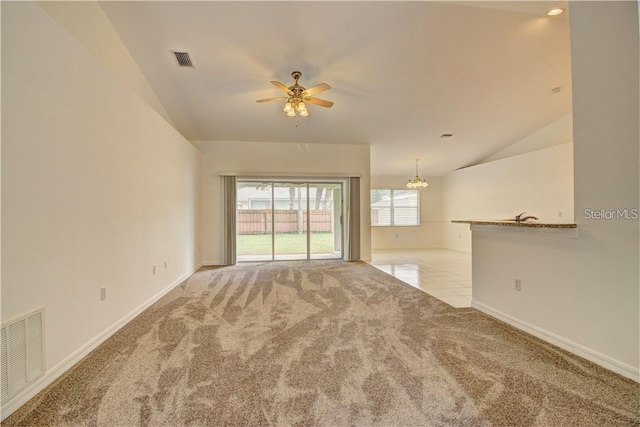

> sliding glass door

[
  {"left": 236, "top": 180, "right": 343, "bottom": 261},
  {"left": 274, "top": 182, "right": 307, "bottom": 260},
  {"left": 309, "top": 183, "right": 342, "bottom": 260},
  {"left": 236, "top": 181, "right": 273, "bottom": 261}
]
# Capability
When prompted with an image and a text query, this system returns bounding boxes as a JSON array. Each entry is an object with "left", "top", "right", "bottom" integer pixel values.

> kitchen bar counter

[
  {"left": 452, "top": 219, "right": 578, "bottom": 238},
  {"left": 451, "top": 220, "right": 576, "bottom": 229}
]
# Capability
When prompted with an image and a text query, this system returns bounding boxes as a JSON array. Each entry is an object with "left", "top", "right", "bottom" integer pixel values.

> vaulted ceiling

[{"left": 99, "top": 1, "right": 572, "bottom": 176}]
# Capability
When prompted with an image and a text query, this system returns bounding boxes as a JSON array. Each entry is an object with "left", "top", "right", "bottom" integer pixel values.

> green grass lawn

[{"left": 237, "top": 233, "right": 335, "bottom": 255}]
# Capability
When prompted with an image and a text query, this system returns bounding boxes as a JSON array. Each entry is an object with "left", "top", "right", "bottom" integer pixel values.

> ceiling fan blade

[
  {"left": 305, "top": 97, "right": 334, "bottom": 108},
  {"left": 271, "top": 81, "right": 293, "bottom": 95},
  {"left": 256, "top": 96, "right": 289, "bottom": 103},
  {"left": 303, "top": 83, "right": 330, "bottom": 97}
]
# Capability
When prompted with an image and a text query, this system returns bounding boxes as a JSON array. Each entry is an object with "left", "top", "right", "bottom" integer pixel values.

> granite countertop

[{"left": 451, "top": 220, "right": 577, "bottom": 229}]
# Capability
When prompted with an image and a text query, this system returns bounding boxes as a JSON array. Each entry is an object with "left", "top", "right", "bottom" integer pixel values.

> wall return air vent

[
  {"left": 1, "top": 309, "right": 45, "bottom": 405},
  {"left": 171, "top": 50, "right": 194, "bottom": 68}
]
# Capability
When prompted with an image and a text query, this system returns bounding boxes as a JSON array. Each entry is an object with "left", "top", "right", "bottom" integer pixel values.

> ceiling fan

[{"left": 256, "top": 71, "right": 333, "bottom": 117}]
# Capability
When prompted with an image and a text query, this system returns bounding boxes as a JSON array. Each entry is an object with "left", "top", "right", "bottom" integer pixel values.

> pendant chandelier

[{"left": 406, "top": 158, "right": 429, "bottom": 189}]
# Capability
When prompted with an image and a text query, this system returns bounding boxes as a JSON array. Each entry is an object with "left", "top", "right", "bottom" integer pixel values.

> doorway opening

[{"left": 236, "top": 180, "right": 344, "bottom": 261}]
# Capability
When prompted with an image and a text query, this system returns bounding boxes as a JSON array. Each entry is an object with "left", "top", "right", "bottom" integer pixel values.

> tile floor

[{"left": 368, "top": 248, "right": 472, "bottom": 308}]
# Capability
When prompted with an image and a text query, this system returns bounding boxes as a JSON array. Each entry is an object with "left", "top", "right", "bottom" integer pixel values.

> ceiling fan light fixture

[{"left": 256, "top": 71, "right": 333, "bottom": 119}]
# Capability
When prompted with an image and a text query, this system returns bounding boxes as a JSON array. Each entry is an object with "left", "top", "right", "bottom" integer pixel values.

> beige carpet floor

[{"left": 3, "top": 261, "right": 639, "bottom": 426}]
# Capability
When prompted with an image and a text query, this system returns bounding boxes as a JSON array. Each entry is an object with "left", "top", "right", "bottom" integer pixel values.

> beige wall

[
  {"left": 370, "top": 176, "right": 443, "bottom": 250},
  {"left": 37, "top": 1, "right": 174, "bottom": 126},
  {"left": 197, "top": 140, "right": 371, "bottom": 263},
  {"left": 1, "top": 2, "right": 202, "bottom": 415},
  {"left": 480, "top": 113, "right": 573, "bottom": 164},
  {"left": 470, "top": 1, "right": 639, "bottom": 380},
  {"left": 442, "top": 143, "right": 574, "bottom": 252}
]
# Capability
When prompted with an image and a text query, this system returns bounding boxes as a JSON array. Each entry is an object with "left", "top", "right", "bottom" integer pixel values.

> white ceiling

[{"left": 99, "top": 1, "right": 572, "bottom": 177}]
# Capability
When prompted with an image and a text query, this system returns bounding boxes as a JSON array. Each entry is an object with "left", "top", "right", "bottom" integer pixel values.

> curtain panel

[
  {"left": 347, "top": 177, "right": 360, "bottom": 261},
  {"left": 222, "top": 175, "right": 237, "bottom": 265}
]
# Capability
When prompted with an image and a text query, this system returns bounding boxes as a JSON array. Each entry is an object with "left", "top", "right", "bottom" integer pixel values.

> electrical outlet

[
  {"left": 514, "top": 279, "right": 521, "bottom": 291},
  {"left": 100, "top": 287, "right": 107, "bottom": 301},
  {"left": 164, "top": 260, "right": 168, "bottom": 269},
  {"left": 558, "top": 211, "right": 563, "bottom": 218},
  {"left": 153, "top": 265, "right": 157, "bottom": 275}
]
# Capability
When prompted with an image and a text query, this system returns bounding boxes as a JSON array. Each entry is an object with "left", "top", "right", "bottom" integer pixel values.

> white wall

[
  {"left": 470, "top": 1, "right": 639, "bottom": 380},
  {"left": 1, "top": 1, "right": 202, "bottom": 413},
  {"left": 197, "top": 140, "right": 371, "bottom": 263},
  {"left": 370, "top": 176, "right": 443, "bottom": 250},
  {"left": 443, "top": 143, "right": 574, "bottom": 252}
]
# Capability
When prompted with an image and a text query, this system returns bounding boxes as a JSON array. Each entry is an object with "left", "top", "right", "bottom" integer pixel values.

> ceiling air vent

[{"left": 171, "top": 51, "right": 194, "bottom": 68}]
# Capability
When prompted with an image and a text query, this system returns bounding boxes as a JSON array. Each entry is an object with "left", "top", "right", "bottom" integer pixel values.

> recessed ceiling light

[
  {"left": 547, "top": 8, "right": 564, "bottom": 16},
  {"left": 440, "top": 133, "right": 454, "bottom": 139}
]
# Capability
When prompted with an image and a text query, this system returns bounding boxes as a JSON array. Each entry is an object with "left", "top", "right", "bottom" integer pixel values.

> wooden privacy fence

[{"left": 238, "top": 209, "right": 333, "bottom": 234}]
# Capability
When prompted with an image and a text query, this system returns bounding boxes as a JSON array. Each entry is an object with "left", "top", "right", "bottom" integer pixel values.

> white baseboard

[
  {"left": 0, "top": 263, "right": 203, "bottom": 421},
  {"left": 203, "top": 260, "right": 225, "bottom": 266},
  {"left": 472, "top": 301, "right": 639, "bottom": 383}
]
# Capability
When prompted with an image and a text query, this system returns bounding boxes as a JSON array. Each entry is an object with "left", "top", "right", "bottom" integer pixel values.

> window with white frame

[{"left": 370, "top": 189, "right": 420, "bottom": 226}]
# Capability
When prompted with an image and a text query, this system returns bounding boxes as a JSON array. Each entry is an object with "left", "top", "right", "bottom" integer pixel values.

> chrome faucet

[{"left": 515, "top": 212, "right": 539, "bottom": 223}]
